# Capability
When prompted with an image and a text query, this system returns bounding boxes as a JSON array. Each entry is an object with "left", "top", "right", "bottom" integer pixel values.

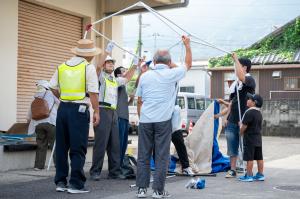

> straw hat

[{"left": 71, "top": 39, "right": 101, "bottom": 57}]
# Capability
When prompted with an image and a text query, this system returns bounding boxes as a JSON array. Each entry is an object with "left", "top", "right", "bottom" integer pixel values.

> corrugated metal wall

[
  {"left": 259, "top": 68, "right": 300, "bottom": 99},
  {"left": 210, "top": 70, "right": 224, "bottom": 98},
  {"left": 210, "top": 66, "right": 300, "bottom": 100},
  {"left": 17, "top": 0, "right": 82, "bottom": 122}
]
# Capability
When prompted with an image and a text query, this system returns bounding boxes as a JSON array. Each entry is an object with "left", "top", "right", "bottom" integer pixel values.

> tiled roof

[{"left": 251, "top": 50, "right": 300, "bottom": 65}]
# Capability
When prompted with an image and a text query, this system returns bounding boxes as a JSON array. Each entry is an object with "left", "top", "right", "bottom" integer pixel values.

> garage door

[{"left": 17, "top": 0, "right": 82, "bottom": 122}]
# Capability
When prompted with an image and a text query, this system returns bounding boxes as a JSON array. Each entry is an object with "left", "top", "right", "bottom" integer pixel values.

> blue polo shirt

[{"left": 136, "top": 64, "right": 187, "bottom": 123}]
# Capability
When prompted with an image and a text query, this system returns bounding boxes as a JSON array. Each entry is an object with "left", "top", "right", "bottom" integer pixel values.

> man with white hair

[{"left": 135, "top": 35, "right": 192, "bottom": 198}]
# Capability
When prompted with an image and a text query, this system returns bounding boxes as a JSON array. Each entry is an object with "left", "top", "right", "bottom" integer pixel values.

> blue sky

[{"left": 123, "top": 0, "right": 300, "bottom": 61}]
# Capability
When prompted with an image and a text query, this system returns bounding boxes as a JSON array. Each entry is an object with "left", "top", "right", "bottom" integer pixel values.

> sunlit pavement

[{"left": 1, "top": 136, "right": 300, "bottom": 199}]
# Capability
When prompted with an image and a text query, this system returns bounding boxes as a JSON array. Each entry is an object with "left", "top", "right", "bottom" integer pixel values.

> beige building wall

[
  {"left": 0, "top": 0, "right": 153, "bottom": 131},
  {"left": 0, "top": 0, "right": 19, "bottom": 131},
  {"left": 112, "top": 16, "right": 124, "bottom": 67},
  {"left": 0, "top": 0, "right": 100, "bottom": 131}
]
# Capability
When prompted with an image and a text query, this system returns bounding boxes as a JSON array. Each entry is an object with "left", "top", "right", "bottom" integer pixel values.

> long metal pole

[
  {"left": 138, "top": 13, "right": 142, "bottom": 57},
  {"left": 47, "top": 141, "right": 56, "bottom": 171}
]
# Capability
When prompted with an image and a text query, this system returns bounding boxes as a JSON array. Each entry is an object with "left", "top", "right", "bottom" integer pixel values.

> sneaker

[
  {"left": 90, "top": 174, "right": 101, "bottom": 181},
  {"left": 67, "top": 186, "right": 90, "bottom": 194},
  {"left": 182, "top": 167, "right": 195, "bottom": 176},
  {"left": 137, "top": 187, "right": 147, "bottom": 198},
  {"left": 225, "top": 170, "right": 237, "bottom": 178},
  {"left": 107, "top": 173, "right": 126, "bottom": 180},
  {"left": 152, "top": 190, "right": 171, "bottom": 198},
  {"left": 239, "top": 174, "right": 254, "bottom": 182},
  {"left": 253, "top": 172, "right": 265, "bottom": 181},
  {"left": 56, "top": 182, "right": 68, "bottom": 192},
  {"left": 34, "top": 167, "right": 43, "bottom": 171},
  {"left": 236, "top": 167, "right": 245, "bottom": 173}
]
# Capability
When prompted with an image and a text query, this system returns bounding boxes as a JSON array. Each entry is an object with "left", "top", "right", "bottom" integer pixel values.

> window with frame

[
  {"left": 284, "top": 77, "right": 300, "bottom": 90},
  {"left": 180, "top": 86, "right": 195, "bottom": 93},
  {"left": 205, "top": 99, "right": 213, "bottom": 109},
  {"left": 187, "top": 97, "right": 196, "bottom": 109},
  {"left": 176, "top": 96, "right": 185, "bottom": 109},
  {"left": 196, "top": 99, "right": 205, "bottom": 110}
]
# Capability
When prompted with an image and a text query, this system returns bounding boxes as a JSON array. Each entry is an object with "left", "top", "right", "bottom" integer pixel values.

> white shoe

[
  {"left": 67, "top": 186, "right": 90, "bottom": 194},
  {"left": 152, "top": 190, "right": 171, "bottom": 198},
  {"left": 56, "top": 182, "right": 68, "bottom": 192},
  {"left": 182, "top": 167, "right": 194, "bottom": 176},
  {"left": 137, "top": 187, "right": 147, "bottom": 198}
]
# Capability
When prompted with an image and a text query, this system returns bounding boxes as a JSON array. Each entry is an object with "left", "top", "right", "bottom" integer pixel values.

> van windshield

[{"left": 176, "top": 96, "right": 185, "bottom": 109}]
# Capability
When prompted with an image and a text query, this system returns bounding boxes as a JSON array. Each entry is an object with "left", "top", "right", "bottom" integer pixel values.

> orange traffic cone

[{"left": 188, "top": 120, "right": 193, "bottom": 134}]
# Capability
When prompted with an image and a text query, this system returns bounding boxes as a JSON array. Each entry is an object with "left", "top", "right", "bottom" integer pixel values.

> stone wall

[{"left": 262, "top": 100, "right": 300, "bottom": 137}]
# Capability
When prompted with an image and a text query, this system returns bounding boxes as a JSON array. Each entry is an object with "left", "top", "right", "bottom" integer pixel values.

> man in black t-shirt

[
  {"left": 225, "top": 53, "right": 256, "bottom": 178},
  {"left": 239, "top": 93, "right": 264, "bottom": 182}
]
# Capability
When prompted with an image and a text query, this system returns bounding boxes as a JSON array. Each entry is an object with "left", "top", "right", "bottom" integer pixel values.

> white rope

[
  {"left": 233, "top": 62, "right": 245, "bottom": 175},
  {"left": 92, "top": 2, "right": 142, "bottom": 26},
  {"left": 168, "top": 39, "right": 183, "bottom": 51},
  {"left": 190, "top": 40, "right": 231, "bottom": 54},
  {"left": 140, "top": 2, "right": 183, "bottom": 36},
  {"left": 91, "top": 27, "right": 142, "bottom": 59},
  {"left": 139, "top": 2, "right": 230, "bottom": 54},
  {"left": 180, "top": 42, "right": 184, "bottom": 66},
  {"left": 83, "top": 2, "right": 142, "bottom": 39},
  {"left": 88, "top": 1, "right": 230, "bottom": 55},
  {"left": 141, "top": 2, "right": 186, "bottom": 35}
]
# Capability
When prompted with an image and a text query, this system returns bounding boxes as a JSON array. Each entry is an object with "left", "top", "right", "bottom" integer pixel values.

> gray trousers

[
  {"left": 136, "top": 120, "right": 172, "bottom": 192},
  {"left": 34, "top": 123, "right": 55, "bottom": 169},
  {"left": 90, "top": 108, "right": 121, "bottom": 176}
]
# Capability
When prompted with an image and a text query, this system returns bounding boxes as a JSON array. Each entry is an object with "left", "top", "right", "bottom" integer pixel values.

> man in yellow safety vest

[
  {"left": 50, "top": 39, "right": 100, "bottom": 194},
  {"left": 90, "top": 42, "right": 140, "bottom": 180}
]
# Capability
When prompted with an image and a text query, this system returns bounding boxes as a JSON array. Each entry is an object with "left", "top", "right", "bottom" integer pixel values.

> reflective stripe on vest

[
  {"left": 58, "top": 61, "right": 87, "bottom": 101},
  {"left": 101, "top": 77, "right": 118, "bottom": 110}
]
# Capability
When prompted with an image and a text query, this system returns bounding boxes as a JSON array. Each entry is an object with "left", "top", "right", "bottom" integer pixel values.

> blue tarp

[{"left": 211, "top": 100, "right": 230, "bottom": 173}]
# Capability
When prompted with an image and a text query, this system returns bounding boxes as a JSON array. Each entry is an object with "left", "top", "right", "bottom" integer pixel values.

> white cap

[
  {"left": 36, "top": 80, "right": 50, "bottom": 89},
  {"left": 104, "top": 56, "right": 115, "bottom": 64}
]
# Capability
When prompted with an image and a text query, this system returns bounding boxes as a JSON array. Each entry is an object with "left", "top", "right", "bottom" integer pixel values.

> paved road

[{"left": 1, "top": 136, "right": 300, "bottom": 199}]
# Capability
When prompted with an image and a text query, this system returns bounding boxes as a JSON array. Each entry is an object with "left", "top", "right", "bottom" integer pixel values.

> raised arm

[
  {"left": 122, "top": 57, "right": 141, "bottom": 83},
  {"left": 135, "top": 63, "right": 149, "bottom": 88},
  {"left": 214, "top": 107, "right": 229, "bottom": 119},
  {"left": 182, "top": 35, "right": 192, "bottom": 70},
  {"left": 232, "top": 52, "right": 246, "bottom": 83},
  {"left": 217, "top": 98, "right": 230, "bottom": 107},
  {"left": 96, "top": 42, "right": 114, "bottom": 76}
]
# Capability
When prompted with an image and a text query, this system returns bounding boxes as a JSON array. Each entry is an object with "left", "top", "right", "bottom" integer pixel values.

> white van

[
  {"left": 176, "top": 92, "right": 212, "bottom": 132},
  {"left": 128, "top": 98, "right": 139, "bottom": 134},
  {"left": 128, "top": 92, "right": 212, "bottom": 134}
]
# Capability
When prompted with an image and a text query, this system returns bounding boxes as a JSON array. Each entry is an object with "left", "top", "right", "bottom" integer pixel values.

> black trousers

[
  {"left": 54, "top": 102, "right": 90, "bottom": 189},
  {"left": 34, "top": 123, "right": 56, "bottom": 169},
  {"left": 171, "top": 130, "right": 189, "bottom": 169},
  {"left": 90, "top": 108, "right": 121, "bottom": 177}
]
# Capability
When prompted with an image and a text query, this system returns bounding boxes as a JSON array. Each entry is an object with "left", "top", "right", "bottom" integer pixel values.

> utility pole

[
  {"left": 138, "top": 13, "right": 142, "bottom": 57},
  {"left": 153, "top": 32, "right": 160, "bottom": 52}
]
